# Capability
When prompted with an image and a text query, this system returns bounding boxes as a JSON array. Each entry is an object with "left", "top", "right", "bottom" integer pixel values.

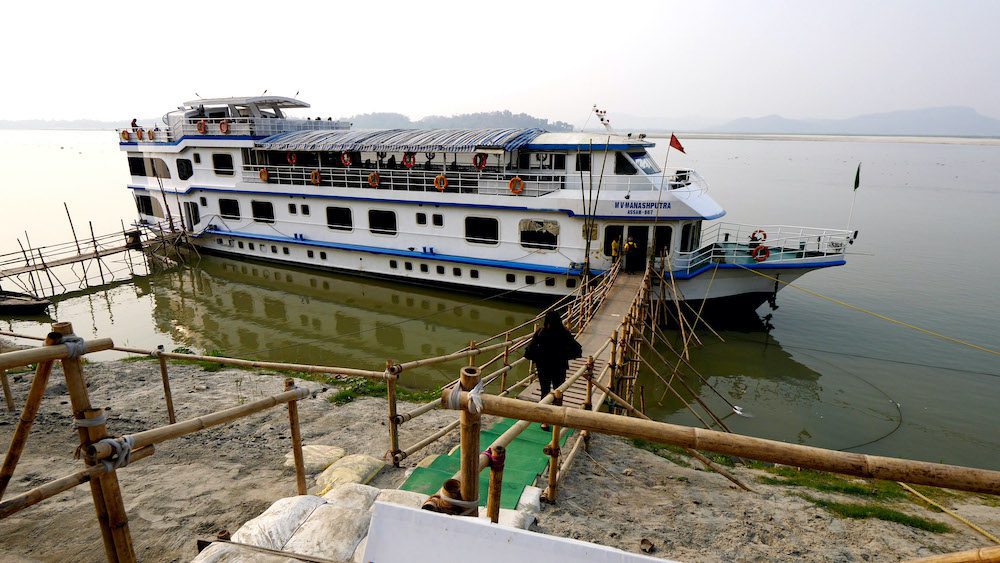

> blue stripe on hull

[{"left": 200, "top": 228, "right": 597, "bottom": 276}]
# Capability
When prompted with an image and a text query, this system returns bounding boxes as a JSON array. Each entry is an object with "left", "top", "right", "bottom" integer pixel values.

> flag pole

[{"left": 846, "top": 163, "right": 861, "bottom": 230}]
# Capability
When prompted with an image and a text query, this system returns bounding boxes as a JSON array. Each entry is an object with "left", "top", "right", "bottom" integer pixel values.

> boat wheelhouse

[{"left": 119, "top": 96, "right": 850, "bottom": 311}]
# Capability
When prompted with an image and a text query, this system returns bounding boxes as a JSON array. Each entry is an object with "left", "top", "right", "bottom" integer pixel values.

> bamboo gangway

[{"left": 3, "top": 257, "right": 999, "bottom": 560}]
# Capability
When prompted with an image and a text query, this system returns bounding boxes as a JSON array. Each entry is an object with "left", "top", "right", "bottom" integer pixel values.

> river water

[{"left": 0, "top": 131, "right": 997, "bottom": 470}]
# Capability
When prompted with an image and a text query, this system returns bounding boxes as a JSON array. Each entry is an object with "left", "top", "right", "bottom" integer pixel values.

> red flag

[{"left": 669, "top": 133, "right": 686, "bottom": 154}]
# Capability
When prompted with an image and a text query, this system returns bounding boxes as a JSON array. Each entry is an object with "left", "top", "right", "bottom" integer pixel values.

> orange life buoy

[
  {"left": 368, "top": 172, "right": 380, "bottom": 188},
  {"left": 146, "top": 129, "right": 156, "bottom": 141},
  {"left": 750, "top": 229, "right": 767, "bottom": 242},
  {"left": 472, "top": 153, "right": 488, "bottom": 171},
  {"left": 751, "top": 245, "right": 770, "bottom": 263},
  {"left": 197, "top": 119, "right": 207, "bottom": 134},
  {"left": 433, "top": 174, "right": 448, "bottom": 191},
  {"left": 310, "top": 169, "right": 322, "bottom": 186},
  {"left": 508, "top": 176, "right": 525, "bottom": 195},
  {"left": 402, "top": 153, "right": 416, "bottom": 169},
  {"left": 340, "top": 152, "right": 352, "bottom": 167},
  {"left": 259, "top": 168, "right": 270, "bottom": 182},
  {"left": 219, "top": 120, "right": 230, "bottom": 134},
  {"left": 286, "top": 152, "right": 298, "bottom": 166},
  {"left": 136, "top": 128, "right": 144, "bottom": 141},
  {"left": 120, "top": 130, "right": 131, "bottom": 141}
]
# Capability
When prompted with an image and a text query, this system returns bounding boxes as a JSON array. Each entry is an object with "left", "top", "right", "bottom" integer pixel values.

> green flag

[{"left": 854, "top": 163, "right": 861, "bottom": 191}]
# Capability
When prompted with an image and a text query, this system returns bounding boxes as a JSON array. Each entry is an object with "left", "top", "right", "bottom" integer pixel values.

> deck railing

[
  {"left": 241, "top": 164, "right": 704, "bottom": 197},
  {"left": 668, "top": 222, "right": 853, "bottom": 273},
  {"left": 117, "top": 116, "right": 349, "bottom": 143}
]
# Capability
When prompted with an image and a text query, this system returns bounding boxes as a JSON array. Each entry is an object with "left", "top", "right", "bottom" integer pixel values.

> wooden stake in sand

[
  {"left": 155, "top": 345, "right": 176, "bottom": 424},
  {"left": 542, "top": 391, "right": 563, "bottom": 503},
  {"left": 485, "top": 445, "right": 505, "bottom": 524},
  {"left": 285, "top": 379, "right": 307, "bottom": 496},
  {"left": 385, "top": 361, "right": 401, "bottom": 466},
  {"left": 0, "top": 369, "right": 13, "bottom": 412}
]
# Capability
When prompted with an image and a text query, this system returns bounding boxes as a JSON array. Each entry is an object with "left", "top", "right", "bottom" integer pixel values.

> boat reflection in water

[
  {"left": 641, "top": 328, "right": 906, "bottom": 454},
  {"left": 144, "top": 255, "right": 537, "bottom": 388}
]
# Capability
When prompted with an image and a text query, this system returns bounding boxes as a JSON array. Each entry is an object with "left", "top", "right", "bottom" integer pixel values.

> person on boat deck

[
  {"left": 130, "top": 118, "right": 138, "bottom": 131},
  {"left": 523, "top": 311, "right": 582, "bottom": 430},
  {"left": 611, "top": 237, "right": 621, "bottom": 263},
  {"left": 623, "top": 237, "right": 639, "bottom": 273}
]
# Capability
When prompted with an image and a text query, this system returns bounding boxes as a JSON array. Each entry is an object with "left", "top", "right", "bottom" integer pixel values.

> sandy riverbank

[{"left": 0, "top": 354, "right": 996, "bottom": 561}]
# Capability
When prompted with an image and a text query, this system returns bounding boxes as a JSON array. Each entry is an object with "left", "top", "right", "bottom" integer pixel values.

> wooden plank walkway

[
  {"left": 0, "top": 245, "right": 131, "bottom": 279},
  {"left": 517, "top": 273, "right": 644, "bottom": 408}
]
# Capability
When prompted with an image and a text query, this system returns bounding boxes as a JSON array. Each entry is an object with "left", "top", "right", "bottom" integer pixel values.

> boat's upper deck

[{"left": 118, "top": 96, "right": 350, "bottom": 142}]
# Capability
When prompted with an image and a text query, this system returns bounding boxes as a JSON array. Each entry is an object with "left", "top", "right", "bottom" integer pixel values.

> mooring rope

[
  {"left": 60, "top": 334, "right": 86, "bottom": 358},
  {"left": 734, "top": 264, "right": 999, "bottom": 357}
]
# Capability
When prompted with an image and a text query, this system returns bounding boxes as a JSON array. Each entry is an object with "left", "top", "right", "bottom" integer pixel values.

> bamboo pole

[
  {"left": 0, "top": 446, "right": 154, "bottom": 519},
  {"left": 155, "top": 346, "right": 176, "bottom": 424},
  {"left": 53, "top": 322, "right": 133, "bottom": 563},
  {"left": 458, "top": 366, "right": 481, "bottom": 517},
  {"left": 905, "top": 546, "right": 1000, "bottom": 563},
  {"left": 444, "top": 391, "right": 1000, "bottom": 496},
  {"left": 0, "top": 369, "right": 12, "bottom": 412},
  {"left": 583, "top": 356, "right": 594, "bottom": 411},
  {"left": 542, "top": 391, "right": 563, "bottom": 503},
  {"left": 485, "top": 445, "right": 505, "bottom": 524},
  {"left": 89, "top": 388, "right": 309, "bottom": 461},
  {"left": 89, "top": 222, "right": 107, "bottom": 285},
  {"left": 0, "top": 332, "right": 59, "bottom": 500},
  {"left": 385, "top": 361, "right": 401, "bottom": 467},
  {"left": 0, "top": 337, "right": 114, "bottom": 371},
  {"left": 285, "top": 379, "right": 307, "bottom": 495},
  {"left": 897, "top": 482, "right": 999, "bottom": 544}
]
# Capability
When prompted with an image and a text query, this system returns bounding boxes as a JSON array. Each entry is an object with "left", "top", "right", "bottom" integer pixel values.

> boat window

[
  {"left": 135, "top": 195, "right": 154, "bottom": 216},
  {"left": 199, "top": 197, "right": 207, "bottom": 206},
  {"left": 213, "top": 153, "right": 234, "bottom": 176},
  {"left": 545, "top": 277, "right": 555, "bottom": 286},
  {"left": 251, "top": 201, "right": 275, "bottom": 223},
  {"left": 471, "top": 270, "right": 479, "bottom": 279},
  {"left": 177, "top": 158, "right": 194, "bottom": 180},
  {"left": 517, "top": 152, "right": 530, "bottom": 169},
  {"left": 436, "top": 265, "right": 445, "bottom": 274},
  {"left": 653, "top": 226, "right": 672, "bottom": 254},
  {"left": 432, "top": 214, "right": 443, "bottom": 227},
  {"left": 629, "top": 152, "right": 661, "bottom": 175},
  {"left": 526, "top": 275, "right": 535, "bottom": 285},
  {"left": 301, "top": 205, "right": 310, "bottom": 216},
  {"left": 575, "top": 153, "right": 591, "bottom": 172},
  {"left": 519, "top": 219, "right": 558, "bottom": 250},
  {"left": 566, "top": 278, "right": 577, "bottom": 288},
  {"left": 219, "top": 199, "right": 240, "bottom": 220},
  {"left": 465, "top": 217, "right": 499, "bottom": 245},
  {"left": 680, "top": 222, "right": 702, "bottom": 252},
  {"left": 369, "top": 210, "right": 397, "bottom": 235},
  {"left": 420, "top": 264, "right": 428, "bottom": 273},
  {"left": 288, "top": 203, "right": 297, "bottom": 215},
  {"left": 187, "top": 203, "right": 201, "bottom": 226},
  {"left": 127, "top": 156, "right": 171, "bottom": 178},
  {"left": 416, "top": 213, "right": 427, "bottom": 225},
  {"left": 615, "top": 153, "right": 637, "bottom": 175},
  {"left": 326, "top": 206, "right": 352, "bottom": 230},
  {"left": 193, "top": 153, "right": 201, "bottom": 164},
  {"left": 603, "top": 225, "right": 624, "bottom": 256},
  {"left": 506, "top": 274, "right": 515, "bottom": 283}
]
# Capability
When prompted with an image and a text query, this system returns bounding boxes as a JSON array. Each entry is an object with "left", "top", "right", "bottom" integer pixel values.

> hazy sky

[{"left": 3, "top": 0, "right": 998, "bottom": 124}]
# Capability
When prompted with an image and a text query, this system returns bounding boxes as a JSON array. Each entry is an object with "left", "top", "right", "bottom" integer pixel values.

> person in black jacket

[{"left": 524, "top": 310, "right": 583, "bottom": 407}]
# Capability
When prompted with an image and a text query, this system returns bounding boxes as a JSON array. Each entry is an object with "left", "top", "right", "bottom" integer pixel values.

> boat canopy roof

[
  {"left": 181, "top": 96, "right": 310, "bottom": 109},
  {"left": 256, "top": 128, "right": 545, "bottom": 153}
]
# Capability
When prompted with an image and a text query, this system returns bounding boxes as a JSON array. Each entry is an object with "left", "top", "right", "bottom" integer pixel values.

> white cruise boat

[{"left": 119, "top": 96, "right": 851, "bottom": 313}]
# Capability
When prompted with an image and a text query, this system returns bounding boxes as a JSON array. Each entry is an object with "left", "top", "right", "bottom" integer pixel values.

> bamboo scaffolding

[
  {"left": 542, "top": 391, "right": 563, "bottom": 503},
  {"left": 444, "top": 391, "right": 1000, "bottom": 496},
  {"left": 54, "top": 322, "right": 134, "bottom": 563},
  {"left": 89, "top": 388, "right": 310, "bottom": 461},
  {"left": 0, "top": 446, "right": 154, "bottom": 519},
  {"left": 385, "top": 361, "right": 401, "bottom": 466}
]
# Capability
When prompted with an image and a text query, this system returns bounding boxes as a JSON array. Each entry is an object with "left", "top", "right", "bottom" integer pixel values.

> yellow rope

[
  {"left": 735, "top": 265, "right": 999, "bottom": 357},
  {"left": 897, "top": 482, "right": 999, "bottom": 544}
]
